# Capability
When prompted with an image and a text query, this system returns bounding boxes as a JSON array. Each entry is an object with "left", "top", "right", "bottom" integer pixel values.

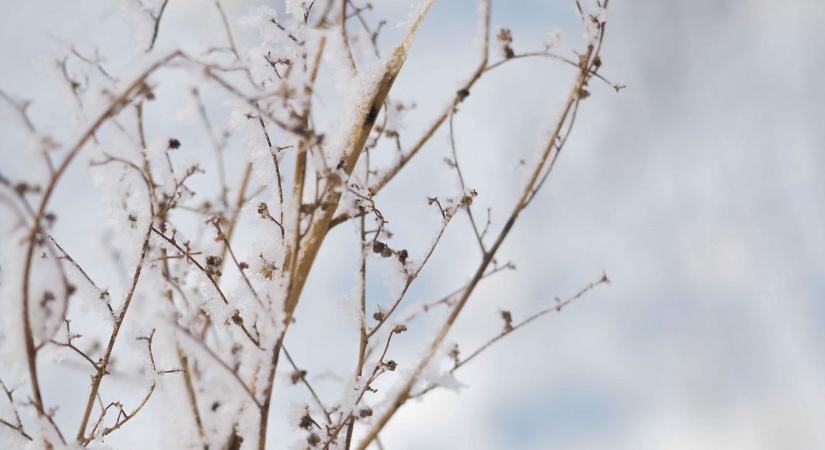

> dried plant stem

[
  {"left": 447, "top": 110, "right": 486, "bottom": 254},
  {"left": 340, "top": 0, "right": 358, "bottom": 73},
  {"left": 369, "top": 0, "right": 490, "bottom": 195},
  {"left": 177, "top": 351, "right": 208, "bottom": 449},
  {"left": 258, "top": 35, "right": 327, "bottom": 450},
  {"left": 147, "top": 0, "right": 171, "bottom": 52},
  {"left": 283, "top": 0, "right": 434, "bottom": 319},
  {"left": 413, "top": 273, "right": 610, "bottom": 398},
  {"left": 355, "top": 21, "right": 605, "bottom": 449},
  {"left": 344, "top": 177, "right": 370, "bottom": 449},
  {"left": 283, "top": 346, "right": 332, "bottom": 424},
  {"left": 76, "top": 221, "right": 154, "bottom": 442},
  {"left": 20, "top": 52, "right": 180, "bottom": 430},
  {"left": 260, "top": 9, "right": 433, "bottom": 447}
]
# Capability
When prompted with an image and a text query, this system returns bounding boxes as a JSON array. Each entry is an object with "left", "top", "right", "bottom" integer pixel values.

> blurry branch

[
  {"left": 340, "top": 0, "right": 358, "bottom": 73},
  {"left": 76, "top": 156, "right": 157, "bottom": 443},
  {"left": 147, "top": 0, "right": 171, "bottom": 52},
  {"left": 20, "top": 50, "right": 180, "bottom": 425},
  {"left": 0, "top": 89, "right": 36, "bottom": 133},
  {"left": 0, "top": 378, "right": 32, "bottom": 441}
]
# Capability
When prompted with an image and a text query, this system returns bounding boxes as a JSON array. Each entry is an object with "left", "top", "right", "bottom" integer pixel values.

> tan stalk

[{"left": 283, "top": 0, "right": 435, "bottom": 319}]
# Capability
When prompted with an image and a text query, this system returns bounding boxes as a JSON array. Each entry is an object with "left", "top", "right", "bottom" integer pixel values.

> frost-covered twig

[{"left": 20, "top": 51, "right": 180, "bottom": 432}]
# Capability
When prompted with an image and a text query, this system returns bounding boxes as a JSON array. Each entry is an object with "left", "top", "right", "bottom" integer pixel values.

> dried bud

[
  {"left": 138, "top": 82, "right": 155, "bottom": 100},
  {"left": 397, "top": 249, "right": 409, "bottom": 263},
  {"left": 290, "top": 369, "right": 307, "bottom": 385},
  {"left": 372, "top": 240, "right": 386, "bottom": 254},
  {"left": 372, "top": 310, "right": 385, "bottom": 321},
  {"left": 168, "top": 138, "right": 181, "bottom": 149},
  {"left": 392, "top": 323, "right": 407, "bottom": 334},
  {"left": 41, "top": 291, "right": 55, "bottom": 307},
  {"left": 496, "top": 27, "right": 515, "bottom": 58},
  {"left": 298, "top": 413, "right": 316, "bottom": 430},
  {"left": 501, "top": 310, "right": 513, "bottom": 331},
  {"left": 257, "top": 202, "right": 269, "bottom": 218},
  {"left": 496, "top": 27, "right": 513, "bottom": 43},
  {"left": 358, "top": 408, "right": 373, "bottom": 418},
  {"left": 385, "top": 360, "right": 397, "bottom": 371},
  {"left": 205, "top": 255, "right": 223, "bottom": 278},
  {"left": 449, "top": 344, "right": 461, "bottom": 366}
]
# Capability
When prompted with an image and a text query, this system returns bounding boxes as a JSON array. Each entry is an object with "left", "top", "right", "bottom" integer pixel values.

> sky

[{"left": 2, "top": 1, "right": 825, "bottom": 449}]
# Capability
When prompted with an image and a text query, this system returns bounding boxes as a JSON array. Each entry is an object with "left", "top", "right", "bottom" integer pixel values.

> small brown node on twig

[
  {"left": 290, "top": 370, "right": 307, "bottom": 385},
  {"left": 397, "top": 249, "right": 408, "bottom": 263},
  {"left": 257, "top": 202, "right": 269, "bottom": 218},
  {"left": 371, "top": 240, "right": 393, "bottom": 258},
  {"left": 449, "top": 344, "right": 461, "bottom": 367},
  {"left": 205, "top": 255, "right": 223, "bottom": 278},
  {"left": 298, "top": 411, "right": 318, "bottom": 430},
  {"left": 40, "top": 291, "right": 55, "bottom": 308},
  {"left": 168, "top": 138, "right": 181, "bottom": 149},
  {"left": 496, "top": 27, "right": 515, "bottom": 58},
  {"left": 500, "top": 310, "right": 514, "bottom": 331},
  {"left": 137, "top": 82, "right": 155, "bottom": 101}
]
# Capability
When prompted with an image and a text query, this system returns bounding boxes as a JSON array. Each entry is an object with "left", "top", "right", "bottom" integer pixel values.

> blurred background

[{"left": 2, "top": 1, "right": 825, "bottom": 449}]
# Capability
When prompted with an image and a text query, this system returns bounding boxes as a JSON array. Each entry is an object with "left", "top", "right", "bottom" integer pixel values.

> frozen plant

[{"left": 0, "top": 0, "right": 621, "bottom": 449}]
